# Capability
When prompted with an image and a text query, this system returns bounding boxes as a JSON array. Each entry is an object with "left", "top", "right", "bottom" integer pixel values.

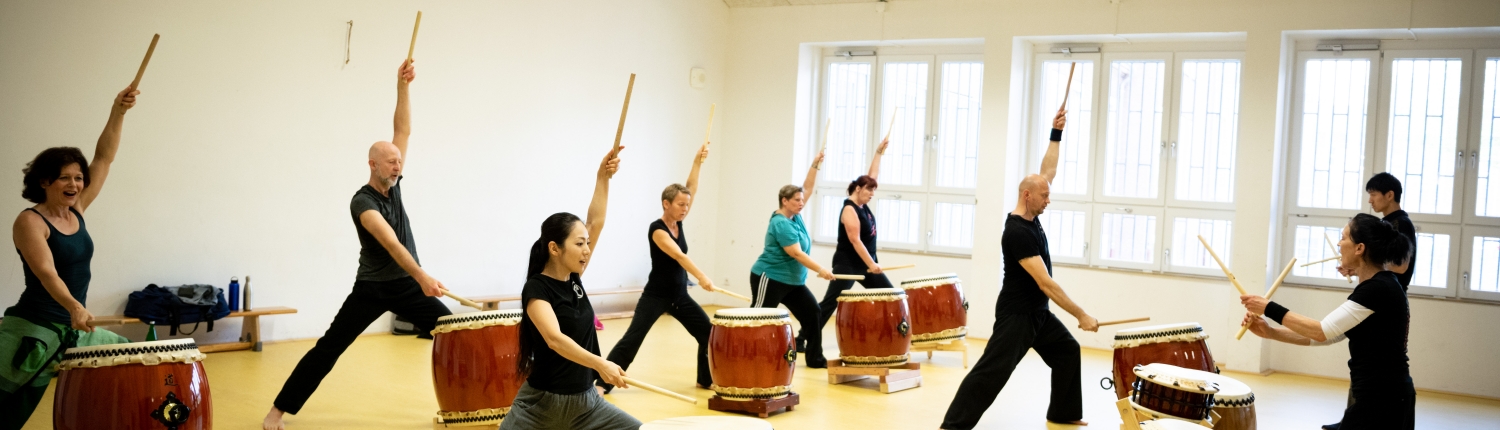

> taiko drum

[
  {"left": 898, "top": 273, "right": 968, "bottom": 346},
  {"left": 835, "top": 288, "right": 911, "bottom": 367},
  {"left": 431, "top": 309, "right": 525, "bottom": 426},
  {"left": 708, "top": 308, "right": 796, "bottom": 401},
  {"left": 53, "top": 339, "right": 212, "bottom": 430}
]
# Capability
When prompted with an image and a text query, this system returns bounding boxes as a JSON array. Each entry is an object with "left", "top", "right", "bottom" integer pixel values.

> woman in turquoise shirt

[{"left": 749, "top": 152, "right": 835, "bottom": 368}]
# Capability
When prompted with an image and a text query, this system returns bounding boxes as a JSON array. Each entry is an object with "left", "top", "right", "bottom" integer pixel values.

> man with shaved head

[
  {"left": 263, "top": 59, "right": 452, "bottom": 430},
  {"left": 941, "top": 108, "right": 1098, "bottom": 429}
]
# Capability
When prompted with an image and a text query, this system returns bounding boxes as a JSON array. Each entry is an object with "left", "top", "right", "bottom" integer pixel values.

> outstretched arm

[
  {"left": 685, "top": 142, "right": 709, "bottom": 208},
  {"left": 77, "top": 87, "right": 139, "bottom": 214},
  {"left": 1019, "top": 256, "right": 1097, "bottom": 331},
  {"left": 527, "top": 299, "right": 629, "bottom": 388},
  {"left": 15, "top": 214, "right": 93, "bottom": 331},
  {"left": 584, "top": 146, "right": 623, "bottom": 271},
  {"left": 867, "top": 136, "right": 888, "bottom": 180},
  {"left": 359, "top": 210, "right": 444, "bottom": 297},
  {"left": 392, "top": 60, "right": 416, "bottom": 160},
  {"left": 653, "top": 230, "right": 714, "bottom": 291},
  {"left": 783, "top": 244, "right": 834, "bottom": 281},
  {"left": 1038, "top": 108, "right": 1066, "bottom": 183}
]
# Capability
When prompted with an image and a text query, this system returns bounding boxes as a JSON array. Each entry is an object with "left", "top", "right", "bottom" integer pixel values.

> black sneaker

[
  {"left": 795, "top": 336, "right": 806, "bottom": 353},
  {"left": 1321, "top": 423, "right": 1340, "bottom": 430},
  {"left": 805, "top": 354, "right": 828, "bottom": 369}
]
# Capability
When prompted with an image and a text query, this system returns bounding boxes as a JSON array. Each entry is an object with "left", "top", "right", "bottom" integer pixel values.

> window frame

[
  {"left": 1092, "top": 52, "right": 1175, "bottom": 207},
  {"left": 1039, "top": 201, "right": 1093, "bottom": 266},
  {"left": 1032, "top": 52, "right": 1103, "bottom": 203},
  {"left": 1284, "top": 50, "right": 1384, "bottom": 219},
  {"left": 1165, "top": 52, "right": 1245, "bottom": 211},
  {"left": 1463, "top": 50, "right": 1500, "bottom": 227},
  {"left": 1371, "top": 49, "right": 1475, "bottom": 224},
  {"left": 874, "top": 54, "right": 939, "bottom": 194},
  {"left": 1459, "top": 225, "right": 1500, "bottom": 301},
  {"left": 1406, "top": 222, "right": 1463, "bottom": 298},
  {"left": 869, "top": 190, "right": 928, "bottom": 253},
  {"left": 1163, "top": 207, "right": 1238, "bottom": 278},
  {"left": 1091, "top": 204, "right": 1166, "bottom": 272},
  {"left": 1281, "top": 215, "right": 1358, "bottom": 288},
  {"left": 931, "top": 54, "right": 987, "bottom": 195}
]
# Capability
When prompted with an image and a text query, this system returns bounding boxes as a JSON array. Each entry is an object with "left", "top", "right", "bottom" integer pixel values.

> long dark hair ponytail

[
  {"left": 518, "top": 212, "right": 584, "bottom": 377},
  {"left": 1347, "top": 213, "right": 1413, "bottom": 270}
]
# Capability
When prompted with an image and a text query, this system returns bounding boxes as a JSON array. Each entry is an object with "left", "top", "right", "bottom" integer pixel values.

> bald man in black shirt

[{"left": 940, "top": 108, "right": 1098, "bottom": 429}]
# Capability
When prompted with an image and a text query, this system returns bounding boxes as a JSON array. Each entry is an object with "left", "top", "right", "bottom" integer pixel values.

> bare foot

[
  {"left": 1047, "top": 420, "right": 1089, "bottom": 426},
  {"left": 263, "top": 406, "right": 286, "bottom": 430}
]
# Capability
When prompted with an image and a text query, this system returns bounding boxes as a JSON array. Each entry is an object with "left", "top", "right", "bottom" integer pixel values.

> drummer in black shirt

[
  {"left": 797, "top": 135, "right": 892, "bottom": 352},
  {"left": 1360, "top": 173, "right": 1417, "bottom": 290},
  {"left": 940, "top": 108, "right": 1098, "bottom": 429},
  {"left": 1241, "top": 213, "right": 1415, "bottom": 430}
]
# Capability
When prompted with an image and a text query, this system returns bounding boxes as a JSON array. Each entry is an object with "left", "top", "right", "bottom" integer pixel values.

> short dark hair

[
  {"left": 847, "top": 175, "right": 878, "bottom": 195},
  {"left": 1365, "top": 172, "right": 1402, "bottom": 203},
  {"left": 21, "top": 147, "right": 90, "bottom": 204}
]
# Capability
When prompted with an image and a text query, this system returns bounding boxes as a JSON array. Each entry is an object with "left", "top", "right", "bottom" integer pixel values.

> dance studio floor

[{"left": 22, "top": 307, "right": 1500, "bottom": 429}]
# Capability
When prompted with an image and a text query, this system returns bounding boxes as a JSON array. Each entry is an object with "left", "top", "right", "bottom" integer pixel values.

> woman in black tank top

[
  {"left": 3, "top": 86, "right": 139, "bottom": 427},
  {"left": 600, "top": 142, "right": 718, "bottom": 391},
  {"left": 798, "top": 137, "right": 895, "bottom": 351}
]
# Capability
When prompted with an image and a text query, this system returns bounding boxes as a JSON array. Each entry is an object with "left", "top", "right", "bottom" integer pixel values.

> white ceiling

[{"left": 724, "top": 0, "right": 881, "bottom": 7}]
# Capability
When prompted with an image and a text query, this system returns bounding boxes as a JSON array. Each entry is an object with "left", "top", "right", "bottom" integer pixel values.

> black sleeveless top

[
  {"left": 832, "top": 199, "right": 878, "bottom": 268},
  {"left": 519, "top": 273, "right": 599, "bottom": 394},
  {"left": 8, "top": 207, "right": 94, "bottom": 324},
  {"left": 643, "top": 219, "right": 689, "bottom": 299}
]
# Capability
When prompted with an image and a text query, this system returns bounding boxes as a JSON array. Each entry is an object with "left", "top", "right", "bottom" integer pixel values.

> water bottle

[
  {"left": 243, "top": 275, "right": 252, "bottom": 311},
  {"left": 229, "top": 276, "right": 241, "bottom": 311}
]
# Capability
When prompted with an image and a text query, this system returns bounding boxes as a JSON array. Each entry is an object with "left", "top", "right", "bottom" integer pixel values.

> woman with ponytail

[
  {"left": 501, "top": 146, "right": 641, "bottom": 430},
  {"left": 1240, "top": 213, "right": 1415, "bottom": 429}
]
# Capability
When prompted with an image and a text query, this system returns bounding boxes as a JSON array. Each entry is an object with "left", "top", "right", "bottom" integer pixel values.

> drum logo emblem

[
  {"left": 164, "top": 374, "right": 176, "bottom": 386},
  {"left": 897, "top": 319, "right": 910, "bottom": 337},
  {"left": 784, "top": 344, "right": 797, "bottom": 363},
  {"left": 151, "top": 391, "right": 192, "bottom": 429}
]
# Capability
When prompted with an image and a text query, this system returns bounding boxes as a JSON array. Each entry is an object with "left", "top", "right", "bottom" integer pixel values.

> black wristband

[
  {"left": 1264, "top": 301, "right": 1290, "bottom": 325},
  {"left": 1050, "top": 128, "right": 1064, "bottom": 142}
]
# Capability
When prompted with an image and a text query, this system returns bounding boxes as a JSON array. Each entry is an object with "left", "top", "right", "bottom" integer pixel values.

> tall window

[
  {"left": 1283, "top": 47, "right": 1500, "bottom": 302},
  {"left": 812, "top": 53, "right": 983, "bottom": 255},
  {"left": 1033, "top": 50, "right": 1242, "bottom": 276}
]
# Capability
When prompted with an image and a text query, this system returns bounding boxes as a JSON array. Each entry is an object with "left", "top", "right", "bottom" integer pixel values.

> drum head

[
  {"left": 839, "top": 288, "right": 905, "bottom": 296},
  {"left": 1113, "top": 322, "right": 1208, "bottom": 348},
  {"left": 59, "top": 338, "right": 205, "bottom": 370},
  {"left": 1134, "top": 363, "right": 1218, "bottom": 394},
  {"left": 1200, "top": 372, "right": 1255, "bottom": 406},
  {"left": 437, "top": 309, "right": 524, "bottom": 324},
  {"left": 898, "top": 273, "right": 961, "bottom": 289},
  {"left": 640, "top": 416, "right": 772, "bottom": 430},
  {"left": 1138, "top": 419, "right": 1212, "bottom": 430},
  {"left": 714, "top": 308, "right": 790, "bottom": 319}
]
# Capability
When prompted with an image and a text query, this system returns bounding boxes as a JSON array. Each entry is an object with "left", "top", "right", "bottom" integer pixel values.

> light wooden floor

[{"left": 22, "top": 308, "right": 1500, "bottom": 429}]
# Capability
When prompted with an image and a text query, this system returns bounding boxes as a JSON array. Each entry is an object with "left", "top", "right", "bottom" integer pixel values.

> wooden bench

[
  {"left": 468, "top": 288, "right": 644, "bottom": 320},
  {"left": 89, "top": 306, "right": 298, "bottom": 353}
]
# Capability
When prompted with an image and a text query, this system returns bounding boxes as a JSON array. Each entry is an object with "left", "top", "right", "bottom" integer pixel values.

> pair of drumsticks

[{"left": 1197, "top": 235, "right": 1299, "bottom": 340}]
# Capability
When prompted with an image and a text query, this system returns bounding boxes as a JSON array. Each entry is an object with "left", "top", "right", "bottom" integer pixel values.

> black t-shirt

[
  {"left": 519, "top": 273, "right": 599, "bottom": 394},
  {"left": 1344, "top": 271, "right": 1411, "bottom": 388},
  {"left": 997, "top": 214, "right": 1052, "bottom": 315},
  {"left": 350, "top": 177, "right": 419, "bottom": 281},
  {"left": 832, "top": 199, "right": 878, "bottom": 269},
  {"left": 644, "top": 219, "right": 689, "bottom": 298},
  {"left": 1382, "top": 210, "right": 1417, "bottom": 290}
]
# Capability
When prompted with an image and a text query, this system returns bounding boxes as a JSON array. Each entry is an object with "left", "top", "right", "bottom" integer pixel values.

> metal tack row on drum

[
  {"left": 53, "top": 339, "right": 212, "bottom": 430},
  {"left": 1108, "top": 322, "right": 1258, "bottom": 430}
]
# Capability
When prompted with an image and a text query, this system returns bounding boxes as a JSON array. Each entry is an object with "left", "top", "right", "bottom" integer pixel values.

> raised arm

[
  {"left": 526, "top": 299, "right": 629, "bottom": 388},
  {"left": 358, "top": 210, "right": 444, "bottom": 297},
  {"left": 685, "top": 142, "right": 709, "bottom": 206},
  {"left": 1038, "top": 108, "right": 1066, "bottom": 184},
  {"left": 76, "top": 87, "right": 139, "bottom": 214},
  {"left": 14, "top": 213, "right": 93, "bottom": 331},
  {"left": 803, "top": 151, "right": 824, "bottom": 198},
  {"left": 584, "top": 146, "right": 623, "bottom": 266},
  {"left": 392, "top": 60, "right": 416, "bottom": 160},
  {"left": 1018, "top": 256, "right": 1097, "bottom": 331},
  {"left": 867, "top": 136, "right": 888, "bottom": 180},
  {"left": 653, "top": 230, "right": 714, "bottom": 291}
]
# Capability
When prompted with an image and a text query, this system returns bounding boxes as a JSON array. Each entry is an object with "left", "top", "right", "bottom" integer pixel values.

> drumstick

[
  {"left": 1325, "top": 233, "right": 1352, "bottom": 283},
  {"left": 711, "top": 287, "right": 751, "bottom": 302},
  {"left": 882, "top": 107, "right": 898, "bottom": 142},
  {"left": 1097, "top": 317, "right": 1151, "bottom": 327},
  {"left": 1197, "top": 235, "right": 1248, "bottom": 296},
  {"left": 407, "top": 11, "right": 422, "bottom": 61},
  {"left": 832, "top": 274, "right": 866, "bottom": 281},
  {"left": 703, "top": 103, "right": 715, "bottom": 145},
  {"left": 622, "top": 377, "right": 697, "bottom": 404},
  {"left": 1237, "top": 258, "right": 1297, "bottom": 340},
  {"left": 813, "top": 117, "right": 832, "bottom": 168},
  {"left": 130, "top": 34, "right": 160, "bottom": 89},
  {"left": 1059, "top": 62, "right": 1077, "bottom": 111},
  {"left": 880, "top": 264, "right": 915, "bottom": 271},
  {"left": 613, "top": 73, "right": 636, "bottom": 151},
  {"left": 442, "top": 290, "right": 484, "bottom": 310},
  {"left": 1300, "top": 255, "right": 1340, "bottom": 267}
]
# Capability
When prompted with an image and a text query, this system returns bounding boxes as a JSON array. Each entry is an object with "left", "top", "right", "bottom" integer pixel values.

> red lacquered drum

[
  {"left": 835, "top": 288, "right": 911, "bottom": 367},
  {"left": 898, "top": 273, "right": 968, "bottom": 346},
  {"left": 709, "top": 308, "right": 796, "bottom": 401},
  {"left": 1200, "top": 369, "right": 1257, "bottom": 430},
  {"left": 1111, "top": 322, "right": 1216, "bottom": 399},
  {"left": 1129, "top": 363, "right": 1218, "bottom": 424},
  {"left": 432, "top": 310, "right": 525, "bottom": 425},
  {"left": 53, "top": 339, "right": 212, "bottom": 430}
]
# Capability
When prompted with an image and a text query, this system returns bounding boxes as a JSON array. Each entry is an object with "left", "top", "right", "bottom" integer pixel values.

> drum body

[
  {"left": 835, "top": 288, "right": 911, "bottom": 367},
  {"left": 1111, "top": 322, "right": 1216, "bottom": 399},
  {"left": 1130, "top": 363, "right": 1218, "bottom": 423},
  {"left": 640, "top": 416, "right": 773, "bottom": 429},
  {"left": 709, "top": 308, "right": 796, "bottom": 401},
  {"left": 432, "top": 310, "right": 525, "bottom": 425},
  {"left": 53, "top": 339, "right": 212, "bottom": 430},
  {"left": 1199, "top": 369, "right": 1257, "bottom": 430},
  {"left": 898, "top": 274, "right": 968, "bottom": 346}
]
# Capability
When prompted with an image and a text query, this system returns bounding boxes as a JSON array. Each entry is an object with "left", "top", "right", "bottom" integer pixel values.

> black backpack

[{"left": 124, "top": 284, "right": 232, "bottom": 335}]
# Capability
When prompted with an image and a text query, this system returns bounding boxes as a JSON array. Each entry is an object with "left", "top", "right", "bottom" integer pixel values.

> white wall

[
  {"left": 715, "top": 0, "right": 1500, "bottom": 398},
  {"left": 0, "top": 0, "right": 729, "bottom": 344}
]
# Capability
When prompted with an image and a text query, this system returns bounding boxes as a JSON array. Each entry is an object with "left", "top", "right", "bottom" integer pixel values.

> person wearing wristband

[
  {"left": 748, "top": 149, "right": 834, "bottom": 368},
  {"left": 796, "top": 135, "right": 892, "bottom": 353},
  {"left": 941, "top": 108, "right": 1096, "bottom": 429},
  {"left": 1241, "top": 213, "right": 1415, "bottom": 430}
]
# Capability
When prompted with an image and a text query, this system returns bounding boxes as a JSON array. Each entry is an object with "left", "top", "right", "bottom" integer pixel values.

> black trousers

[
  {"left": 602, "top": 293, "right": 713, "bottom": 388},
  {"left": 1339, "top": 376, "right": 1415, "bottom": 429},
  {"left": 273, "top": 277, "right": 452, "bottom": 414},
  {"left": 749, "top": 273, "right": 825, "bottom": 365},
  {"left": 941, "top": 310, "right": 1082, "bottom": 429},
  {"left": 800, "top": 262, "right": 894, "bottom": 341}
]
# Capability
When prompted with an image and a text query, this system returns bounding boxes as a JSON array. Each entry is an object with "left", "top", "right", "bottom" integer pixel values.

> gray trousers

[{"left": 499, "top": 382, "right": 642, "bottom": 430}]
